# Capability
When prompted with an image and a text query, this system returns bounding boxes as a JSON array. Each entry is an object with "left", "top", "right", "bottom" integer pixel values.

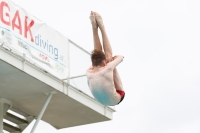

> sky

[{"left": 9, "top": 0, "right": 200, "bottom": 133}]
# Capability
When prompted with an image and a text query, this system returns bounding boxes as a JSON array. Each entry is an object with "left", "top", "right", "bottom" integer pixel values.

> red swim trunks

[{"left": 116, "top": 90, "right": 125, "bottom": 104}]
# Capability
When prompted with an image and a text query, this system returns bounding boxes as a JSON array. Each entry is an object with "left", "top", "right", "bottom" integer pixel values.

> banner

[{"left": 0, "top": 0, "right": 68, "bottom": 79}]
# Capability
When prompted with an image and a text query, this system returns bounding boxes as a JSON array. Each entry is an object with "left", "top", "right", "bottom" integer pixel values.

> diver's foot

[
  {"left": 95, "top": 12, "right": 104, "bottom": 30},
  {"left": 89, "top": 11, "right": 98, "bottom": 28}
]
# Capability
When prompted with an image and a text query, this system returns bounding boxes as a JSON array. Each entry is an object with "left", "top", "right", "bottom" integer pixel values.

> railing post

[{"left": 67, "top": 39, "right": 70, "bottom": 94}]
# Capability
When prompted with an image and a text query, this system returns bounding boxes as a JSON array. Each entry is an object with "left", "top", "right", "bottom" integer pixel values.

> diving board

[{"left": 0, "top": 39, "right": 115, "bottom": 132}]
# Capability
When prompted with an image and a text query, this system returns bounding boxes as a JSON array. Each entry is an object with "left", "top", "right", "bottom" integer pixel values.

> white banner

[{"left": 0, "top": 0, "right": 68, "bottom": 79}]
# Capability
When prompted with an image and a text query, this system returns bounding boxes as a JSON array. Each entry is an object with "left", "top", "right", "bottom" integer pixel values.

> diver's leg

[
  {"left": 95, "top": 12, "right": 113, "bottom": 62},
  {"left": 113, "top": 68, "right": 124, "bottom": 91},
  {"left": 90, "top": 11, "right": 102, "bottom": 51}
]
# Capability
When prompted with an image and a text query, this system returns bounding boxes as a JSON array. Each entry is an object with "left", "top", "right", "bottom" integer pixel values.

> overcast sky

[{"left": 12, "top": 0, "right": 200, "bottom": 133}]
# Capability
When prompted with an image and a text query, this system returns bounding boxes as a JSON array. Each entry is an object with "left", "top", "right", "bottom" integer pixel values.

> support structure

[
  {"left": 0, "top": 98, "right": 12, "bottom": 133},
  {"left": 0, "top": 102, "right": 3, "bottom": 133},
  {"left": 0, "top": 36, "right": 115, "bottom": 131},
  {"left": 30, "top": 91, "right": 56, "bottom": 133}
]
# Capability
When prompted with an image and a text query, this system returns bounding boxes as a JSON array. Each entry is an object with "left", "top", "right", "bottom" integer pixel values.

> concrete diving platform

[{"left": 0, "top": 43, "right": 115, "bottom": 132}]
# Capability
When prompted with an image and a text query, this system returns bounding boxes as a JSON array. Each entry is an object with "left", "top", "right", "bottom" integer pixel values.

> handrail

[{"left": 69, "top": 39, "right": 91, "bottom": 55}]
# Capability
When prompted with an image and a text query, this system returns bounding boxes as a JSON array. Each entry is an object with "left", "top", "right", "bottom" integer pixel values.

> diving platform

[{"left": 0, "top": 41, "right": 115, "bottom": 132}]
